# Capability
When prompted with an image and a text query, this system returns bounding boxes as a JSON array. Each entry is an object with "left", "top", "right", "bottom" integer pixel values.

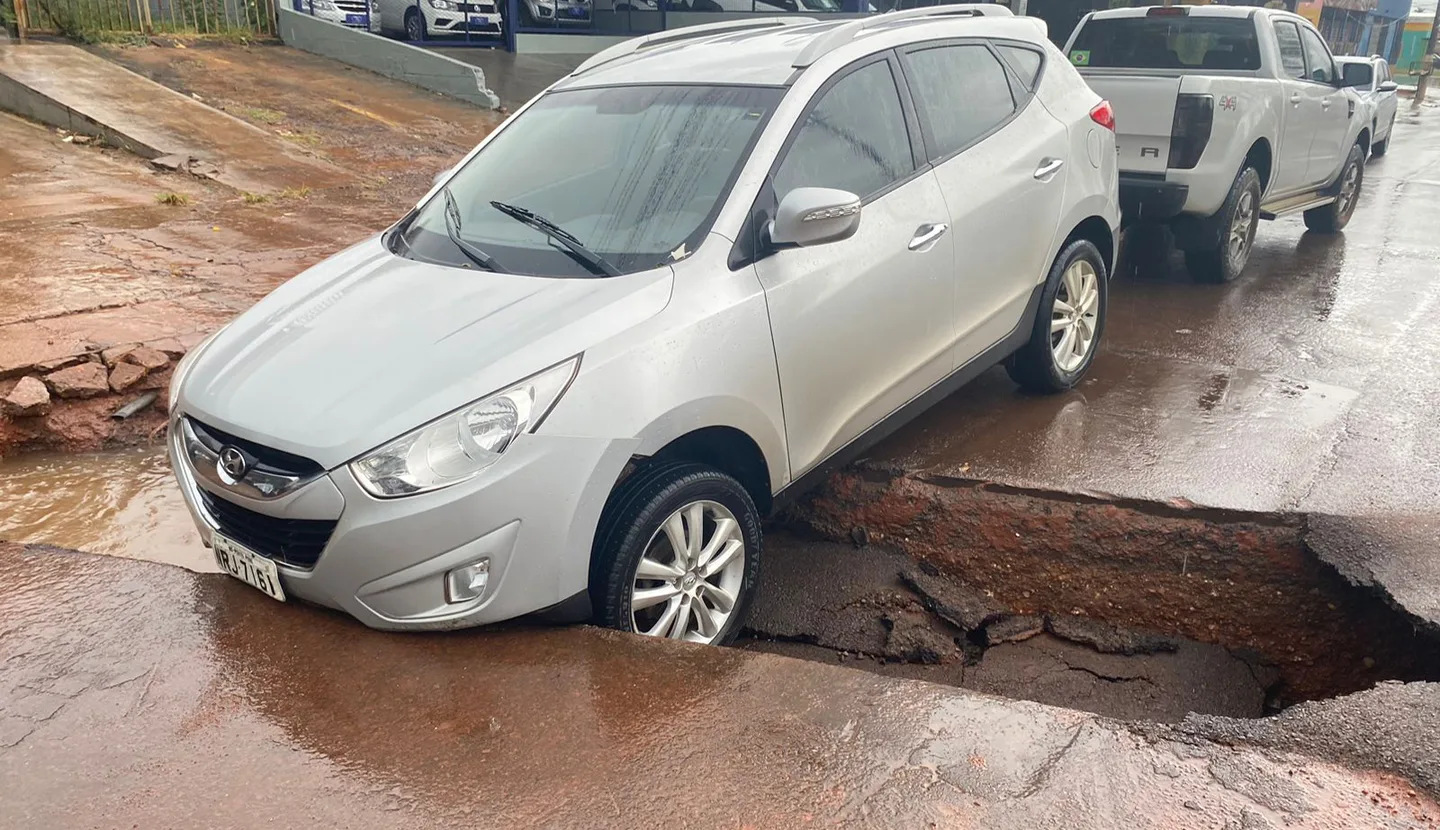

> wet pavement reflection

[
  {"left": 0, "top": 446, "right": 212, "bottom": 572},
  {"left": 4, "top": 545, "right": 1436, "bottom": 828},
  {"left": 873, "top": 107, "right": 1440, "bottom": 517}
]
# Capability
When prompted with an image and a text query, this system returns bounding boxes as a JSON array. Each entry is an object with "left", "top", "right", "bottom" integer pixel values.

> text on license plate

[
  {"left": 344, "top": 12, "right": 366, "bottom": 23},
  {"left": 469, "top": 15, "right": 488, "bottom": 24},
  {"left": 214, "top": 532, "right": 287, "bottom": 602}
]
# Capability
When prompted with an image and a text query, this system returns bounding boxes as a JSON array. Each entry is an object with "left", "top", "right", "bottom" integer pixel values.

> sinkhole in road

[{"left": 739, "top": 468, "right": 1440, "bottom": 724}]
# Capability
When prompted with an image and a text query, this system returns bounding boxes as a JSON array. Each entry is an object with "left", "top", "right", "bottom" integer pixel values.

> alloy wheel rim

[
  {"left": 1339, "top": 161, "right": 1360, "bottom": 217},
  {"left": 630, "top": 500, "right": 745, "bottom": 644},
  {"left": 1229, "top": 189, "right": 1256, "bottom": 264},
  {"left": 1050, "top": 259, "right": 1100, "bottom": 373}
]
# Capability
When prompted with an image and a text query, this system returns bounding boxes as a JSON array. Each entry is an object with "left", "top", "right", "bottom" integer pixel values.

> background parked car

[
  {"left": 291, "top": 0, "right": 376, "bottom": 29},
  {"left": 1336, "top": 55, "right": 1401, "bottom": 157},
  {"left": 375, "top": 0, "right": 505, "bottom": 39}
]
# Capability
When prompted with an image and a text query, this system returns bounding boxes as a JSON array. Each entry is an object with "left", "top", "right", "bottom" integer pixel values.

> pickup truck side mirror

[{"left": 1378, "top": 80, "right": 1400, "bottom": 93}]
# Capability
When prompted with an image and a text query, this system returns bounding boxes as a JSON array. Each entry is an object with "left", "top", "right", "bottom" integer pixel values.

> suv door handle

[
  {"left": 1290, "top": 93, "right": 1302, "bottom": 105},
  {"left": 1034, "top": 158, "right": 1065, "bottom": 180},
  {"left": 908, "top": 223, "right": 949, "bottom": 251},
  {"left": 1322, "top": 98, "right": 1332, "bottom": 109}
]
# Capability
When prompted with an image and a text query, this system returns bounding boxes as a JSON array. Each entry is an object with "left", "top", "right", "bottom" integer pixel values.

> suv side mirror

[
  {"left": 769, "top": 187, "right": 862, "bottom": 248},
  {"left": 1340, "top": 62, "right": 1373, "bottom": 88},
  {"left": 1378, "top": 80, "right": 1399, "bottom": 93}
]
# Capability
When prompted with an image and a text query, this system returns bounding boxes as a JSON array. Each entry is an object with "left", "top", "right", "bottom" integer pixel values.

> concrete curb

[
  {"left": 0, "top": 66, "right": 160, "bottom": 159},
  {"left": 276, "top": 8, "right": 501, "bottom": 110}
]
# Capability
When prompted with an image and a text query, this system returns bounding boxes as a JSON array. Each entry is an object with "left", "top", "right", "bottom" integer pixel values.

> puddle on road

[{"left": 0, "top": 445, "right": 216, "bottom": 572}]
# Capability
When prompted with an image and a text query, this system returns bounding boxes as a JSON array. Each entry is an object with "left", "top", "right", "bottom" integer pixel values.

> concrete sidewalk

[
  {"left": 0, "top": 43, "right": 349, "bottom": 194},
  {"left": 2, "top": 543, "right": 1436, "bottom": 829}
]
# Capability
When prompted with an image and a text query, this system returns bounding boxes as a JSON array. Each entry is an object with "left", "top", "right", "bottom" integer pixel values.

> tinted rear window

[{"left": 1069, "top": 17, "right": 1261, "bottom": 71}]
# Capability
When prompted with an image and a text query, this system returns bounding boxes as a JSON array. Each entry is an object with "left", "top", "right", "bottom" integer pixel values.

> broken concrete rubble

[
  {"left": 123, "top": 346, "right": 170, "bottom": 372},
  {"left": 107, "top": 362, "right": 147, "bottom": 393},
  {"left": 100, "top": 343, "right": 138, "bottom": 367},
  {"left": 899, "top": 564, "right": 1007, "bottom": 632},
  {"left": 150, "top": 153, "right": 222, "bottom": 179},
  {"left": 45, "top": 362, "right": 110, "bottom": 399},
  {"left": 2, "top": 376, "right": 51, "bottom": 417}
]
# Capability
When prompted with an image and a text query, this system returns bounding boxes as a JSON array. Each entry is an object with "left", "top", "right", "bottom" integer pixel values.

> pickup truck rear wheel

[
  {"left": 1184, "top": 166, "right": 1260, "bottom": 284},
  {"left": 1006, "top": 238, "right": 1107, "bottom": 394},
  {"left": 1304, "top": 143, "right": 1365, "bottom": 233}
]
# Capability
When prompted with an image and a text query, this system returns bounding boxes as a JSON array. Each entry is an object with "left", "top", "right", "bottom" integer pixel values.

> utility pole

[{"left": 1415, "top": 6, "right": 1439, "bottom": 107}]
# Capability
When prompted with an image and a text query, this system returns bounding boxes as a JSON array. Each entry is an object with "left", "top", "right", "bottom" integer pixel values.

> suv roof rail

[
  {"left": 792, "top": 4, "right": 1013, "bottom": 68},
  {"left": 573, "top": 17, "right": 818, "bottom": 75}
]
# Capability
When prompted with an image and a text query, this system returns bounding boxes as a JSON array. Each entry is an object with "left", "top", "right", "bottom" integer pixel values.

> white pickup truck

[{"left": 1064, "top": 5, "right": 1370, "bottom": 282}]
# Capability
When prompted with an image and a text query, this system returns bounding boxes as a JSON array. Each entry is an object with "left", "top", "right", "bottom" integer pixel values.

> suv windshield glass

[
  {"left": 1070, "top": 17, "right": 1261, "bottom": 71},
  {"left": 398, "top": 84, "right": 782, "bottom": 277}
]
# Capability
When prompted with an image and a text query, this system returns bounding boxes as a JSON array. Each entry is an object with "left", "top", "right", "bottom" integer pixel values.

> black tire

[
  {"left": 1304, "top": 143, "right": 1364, "bottom": 233},
  {"left": 591, "top": 461, "right": 762, "bottom": 646},
  {"left": 1005, "top": 238, "right": 1108, "bottom": 394},
  {"left": 1372, "top": 119, "right": 1393, "bottom": 157},
  {"left": 1184, "top": 166, "right": 1261, "bottom": 284},
  {"left": 404, "top": 8, "right": 425, "bottom": 40}
]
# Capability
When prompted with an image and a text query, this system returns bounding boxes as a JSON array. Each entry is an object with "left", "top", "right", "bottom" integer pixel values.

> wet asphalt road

[
  {"left": 3, "top": 68, "right": 1440, "bottom": 826},
  {"left": 877, "top": 104, "right": 1440, "bottom": 518},
  {"left": 4, "top": 544, "right": 1439, "bottom": 829}
]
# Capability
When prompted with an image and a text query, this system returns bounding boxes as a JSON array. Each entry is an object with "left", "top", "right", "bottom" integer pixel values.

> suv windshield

[
  {"left": 1070, "top": 16, "right": 1262, "bottom": 71},
  {"left": 398, "top": 84, "right": 782, "bottom": 277}
]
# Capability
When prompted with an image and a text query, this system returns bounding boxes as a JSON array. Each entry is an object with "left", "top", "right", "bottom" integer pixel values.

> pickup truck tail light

[
  {"left": 1168, "top": 93, "right": 1214, "bottom": 170},
  {"left": 1090, "top": 100, "right": 1116, "bottom": 131}
]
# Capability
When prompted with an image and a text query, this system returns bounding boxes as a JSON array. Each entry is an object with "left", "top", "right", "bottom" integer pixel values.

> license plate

[
  {"left": 215, "top": 532, "right": 287, "bottom": 602},
  {"left": 567, "top": 6, "right": 584, "bottom": 14},
  {"left": 469, "top": 15, "right": 488, "bottom": 24},
  {"left": 344, "top": 12, "right": 365, "bottom": 23}
]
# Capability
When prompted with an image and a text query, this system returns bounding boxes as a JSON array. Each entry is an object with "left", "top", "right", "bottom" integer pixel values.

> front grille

[
  {"left": 458, "top": 3, "right": 497, "bottom": 12},
  {"left": 188, "top": 418, "right": 324, "bottom": 479},
  {"left": 334, "top": 0, "right": 368, "bottom": 11},
  {"left": 201, "top": 489, "right": 337, "bottom": 569}
]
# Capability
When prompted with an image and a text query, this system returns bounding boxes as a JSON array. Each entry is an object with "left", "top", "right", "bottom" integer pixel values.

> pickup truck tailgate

[{"left": 1079, "top": 74, "right": 1179, "bottom": 174}]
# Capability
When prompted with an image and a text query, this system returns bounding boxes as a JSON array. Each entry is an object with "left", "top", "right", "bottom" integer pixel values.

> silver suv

[{"left": 169, "top": 8, "right": 1120, "bottom": 645}]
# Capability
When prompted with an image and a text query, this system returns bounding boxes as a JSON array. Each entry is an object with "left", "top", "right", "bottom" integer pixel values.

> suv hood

[{"left": 179, "top": 237, "right": 674, "bottom": 469}]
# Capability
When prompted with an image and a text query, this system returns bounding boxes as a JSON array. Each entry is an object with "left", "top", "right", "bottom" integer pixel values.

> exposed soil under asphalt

[{"left": 752, "top": 471, "right": 1440, "bottom": 714}]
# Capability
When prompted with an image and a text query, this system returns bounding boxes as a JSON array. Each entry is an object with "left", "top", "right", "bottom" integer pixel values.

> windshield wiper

[
  {"left": 489, "top": 201, "right": 620, "bottom": 278},
  {"left": 442, "top": 187, "right": 506, "bottom": 273}
]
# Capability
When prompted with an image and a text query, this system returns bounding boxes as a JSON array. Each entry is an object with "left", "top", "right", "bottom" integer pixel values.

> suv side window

[
  {"left": 773, "top": 60, "right": 915, "bottom": 201},
  {"left": 996, "top": 43, "right": 1043, "bottom": 90},
  {"left": 903, "top": 44, "right": 1016, "bottom": 161},
  {"left": 1273, "top": 21, "right": 1307, "bottom": 81},
  {"left": 1299, "top": 26, "right": 1336, "bottom": 84}
]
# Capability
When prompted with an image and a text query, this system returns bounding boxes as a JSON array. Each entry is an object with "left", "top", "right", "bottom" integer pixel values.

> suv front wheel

[{"left": 591, "top": 461, "right": 762, "bottom": 646}]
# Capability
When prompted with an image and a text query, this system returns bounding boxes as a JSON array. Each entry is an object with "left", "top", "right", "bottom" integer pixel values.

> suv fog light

[{"left": 446, "top": 558, "right": 491, "bottom": 603}]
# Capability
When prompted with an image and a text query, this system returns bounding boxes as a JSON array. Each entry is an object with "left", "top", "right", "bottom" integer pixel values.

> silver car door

[
  {"left": 900, "top": 39, "right": 1070, "bottom": 366},
  {"left": 753, "top": 54, "right": 956, "bottom": 477}
]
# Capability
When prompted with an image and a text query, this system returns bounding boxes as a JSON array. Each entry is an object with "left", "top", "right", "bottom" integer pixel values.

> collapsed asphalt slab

[{"left": 3, "top": 542, "right": 1437, "bottom": 828}]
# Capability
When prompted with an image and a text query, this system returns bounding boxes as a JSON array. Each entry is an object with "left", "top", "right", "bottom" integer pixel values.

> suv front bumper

[
  {"left": 1118, "top": 175, "right": 1189, "bottom": 223},
  {"left": 171, "top": 419, "right": 634, "bottom": 631}
]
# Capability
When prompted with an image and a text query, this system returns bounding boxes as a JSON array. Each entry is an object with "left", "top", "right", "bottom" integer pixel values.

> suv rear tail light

[
  {"left": 1090, "top": 100, "right": 1116, "bottom": 131},
  {"left": 1168, "top": 93, "right": 1213, "bottom": 169}
]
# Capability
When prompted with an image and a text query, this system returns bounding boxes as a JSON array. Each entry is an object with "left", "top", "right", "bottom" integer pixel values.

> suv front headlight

[{"left": 350, "top": 356, "right": 579, "bottom": 498}]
